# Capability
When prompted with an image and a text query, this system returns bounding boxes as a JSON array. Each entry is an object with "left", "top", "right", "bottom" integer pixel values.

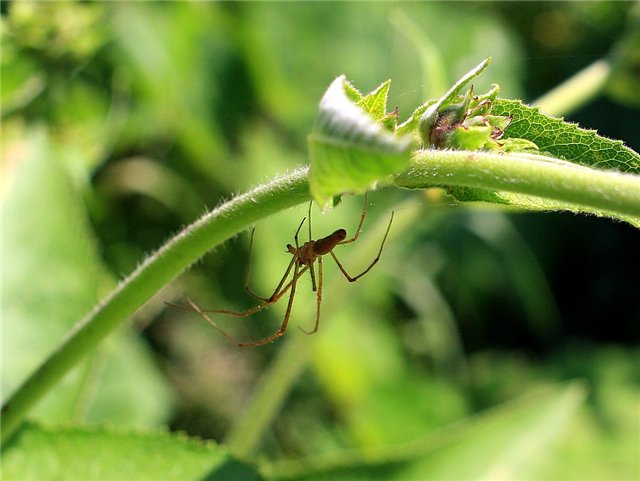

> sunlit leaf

[
  {"left": 1, "top": 127, "right": 171, "bottom": 426},
  {"left": 356, "top": 80, "right": 391, "bottom": 121},
  {"left": 493, "top": 99, "right": 640, "bottom": 173},
  {"left": 309, "top": 76, "right": 413, "bottom": 209},
  {"left": 266, "top": 383, "right": 586, "bottom": 481},
  {"left": 2, "top": 423, "right": 264, "bottom": 481}
]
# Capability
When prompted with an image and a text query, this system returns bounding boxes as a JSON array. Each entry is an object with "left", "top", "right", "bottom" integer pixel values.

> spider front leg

[
  {"left": 340, "top": 192, "right": 369, "bottom": 245},
  {"left": 246, "top": 216, "right": 307, "bottom": 302},
  {"left": 244, "top": 228, "right": 270, "bottom": 302},
  {"left": 198, "top": 256, "right": 297, "bottom": 319},
  {"left": 186, "top": 262, "right": 310, "bottom": 347},
  {"left": 184, "top": 297, "right": 242, "bottom": 346},
  {"left": 330, "top": 210, "right": 394, "bottom": 283}
]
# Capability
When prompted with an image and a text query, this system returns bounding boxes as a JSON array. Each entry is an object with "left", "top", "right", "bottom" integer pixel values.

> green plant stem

[
  {"left": 391, "top": 10, "right": 447, "bottom": 99},
  {"left": 226, "top": 331, "right": 312, "bottom": 458},
  {"left": 532, "top": 59, "right": 611, "bottom": 117},
  {"left": 4, "top": 148, "right": 638, "bottom": 447},
  {"left": 0, "top": 167, "right": 310, "bottom": 445},
  {"left": 395, "top": 150, "right": 640, "bottom": 219}
]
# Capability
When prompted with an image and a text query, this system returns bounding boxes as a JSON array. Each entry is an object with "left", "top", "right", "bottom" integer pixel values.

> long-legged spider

[{"left": 175, "top": 194, "right": 393, "bottom": 347}]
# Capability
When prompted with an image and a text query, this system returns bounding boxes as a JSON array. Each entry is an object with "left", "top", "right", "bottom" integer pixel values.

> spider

[{"left": 175, "top": 194, "right": 394, "bottom": 347}]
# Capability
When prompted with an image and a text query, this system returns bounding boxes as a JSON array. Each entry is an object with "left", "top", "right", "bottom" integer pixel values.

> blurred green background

[{"left": 2, "top": 1, "right": 639, "bottom": 479}]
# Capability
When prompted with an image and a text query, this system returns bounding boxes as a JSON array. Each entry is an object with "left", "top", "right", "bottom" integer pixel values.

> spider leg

[
  {"left": 340, "top": 192, "right": 368, "bottom": 245},
  {"left": 247, "top": 215, "right": 306, "bottom": 302},
  {"left": 235, "top": 212, "right": 304, "bottom": 317},
  {"left": 299, "top": 255, "right": 323, "bottom": 335},
  {"left": 199, "top": 262, "right": 310, "bottom": 317},
  {"left": 330, "top": 211, "right": 394, "bottom": 282},
  {"left": 238, "top": 259, "right": 301, "bottom": 347},
  {"left": 308, "top": 201, "right": 313, "bottom": 242},
  {"left": 184, "top": 297, "right": 243, "bottom": 345},
  {"left": 308, "top": 259, "right": 317, "bottom": 292},
  {"left": 176, "top": 264, "right": 310, "bottom": 347},
  {"left": 294, "top": 216, "right": 306, "bottom": 248},
  {"left": 244, "top": 228, "right": 272, "bottom": 302},
  {"left": 195, "top": 256, "right": 298, "bottom": 319}
]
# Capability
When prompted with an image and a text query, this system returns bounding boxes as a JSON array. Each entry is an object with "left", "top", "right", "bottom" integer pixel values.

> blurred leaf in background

[
  {"left": 2, "top": 125, "right": 171, "bottom": 426},
  {"left": 2, "top": 1, "right": 639, "bottom": 480},
  {"left": 2, "top": 1, "right": 172, "bottom": 429}
]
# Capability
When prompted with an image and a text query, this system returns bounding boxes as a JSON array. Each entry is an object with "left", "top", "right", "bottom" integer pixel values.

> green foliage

[
  {"left": 266, "top": 383, "right": 586, "bottom": 481},
  {"left": 309, "top": 59, "right": 640, "bottom": 224},
  {"left": 2, "top": 423, "right": 263, "bottom": 481},
  {"left": 2, "top": 2, "right": 639, "bottom": 481},
  {"left": 2, "top": 127, "right": 172, "bottom": 427},
  {"left": 308, "top": 76, "right": 413, "bottom": 209},
  {"left": 493, "top": 99, "right": 640, "bottom": 173}
]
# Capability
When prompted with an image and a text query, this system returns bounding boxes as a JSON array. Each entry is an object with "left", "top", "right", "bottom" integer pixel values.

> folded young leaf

[{"left": 308, "top": 76, "right": 413, "bottom": 209}]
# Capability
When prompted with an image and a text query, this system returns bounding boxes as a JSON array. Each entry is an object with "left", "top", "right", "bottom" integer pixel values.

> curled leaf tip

[{"left": 309, "top": 76, "right": 412, "bottom": 209}]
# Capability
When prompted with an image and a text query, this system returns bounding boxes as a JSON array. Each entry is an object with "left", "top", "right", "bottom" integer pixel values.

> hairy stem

[
  {"left": 0, "top": 167, "right": 310, "bottom": 444},
  {"left": 3, "top": 147, "right": 638, "bottom": 446},
  {"left": 395, "top": 150, "right": 640, "bottom": 219}
]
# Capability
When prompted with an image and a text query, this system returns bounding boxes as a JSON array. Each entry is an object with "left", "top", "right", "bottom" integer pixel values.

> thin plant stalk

[{"left": 1, "top": 167, "right": 311, "bottom": 444}]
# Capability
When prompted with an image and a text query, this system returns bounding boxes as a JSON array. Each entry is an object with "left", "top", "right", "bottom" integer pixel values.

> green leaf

[
  {"left": 2, "top": 126, "right": 171, "bottom": 427},
  {"left": 355, "top": 79, "right": 391, "bottom": 121},
  {"left": 399, "top": 384, "right": 586, "bottom": 481},
  {"left": 2, "top": 423, "right": 264, "bottom": 481},
  {"left": 443, "top": 98, "right": 640, "bottom": 223},
  {"left": 308, "top": 76, "right": 413, "bottom": 209},
  {"left": 493, "top": 99, "right": 640, "bottom": 174},
  {"left": 266, "top": 383, "right": 586, "bottom": 481}
]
